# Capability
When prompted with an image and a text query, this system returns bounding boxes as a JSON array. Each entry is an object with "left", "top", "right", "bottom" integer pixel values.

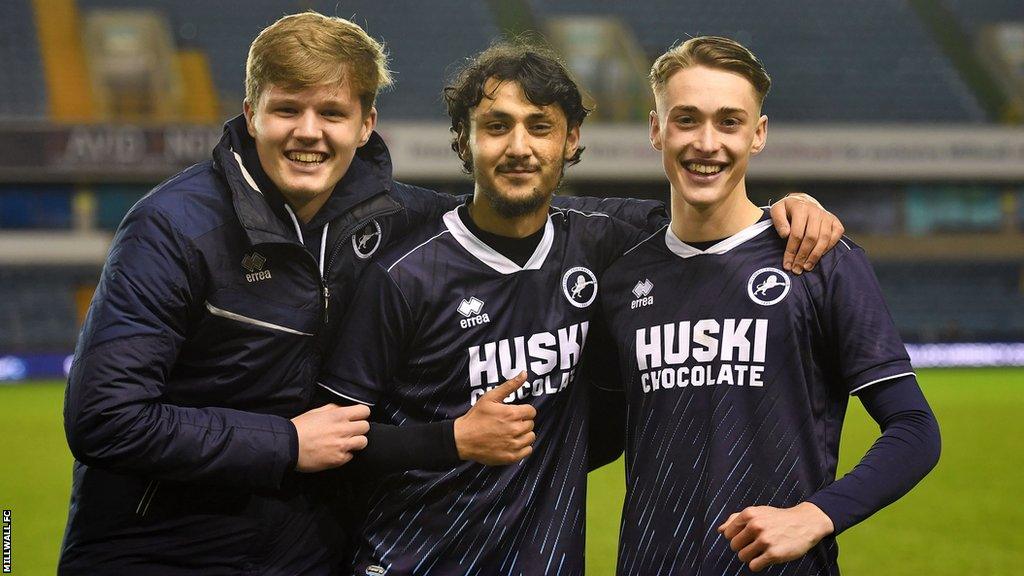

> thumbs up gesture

[{"left": 454, "top": 372, "right": 537, "bottom": 466}]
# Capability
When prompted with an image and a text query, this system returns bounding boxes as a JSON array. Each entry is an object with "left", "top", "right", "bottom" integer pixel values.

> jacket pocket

[{"left": 204, "top": 301, "right": 313, "bottom": 336}]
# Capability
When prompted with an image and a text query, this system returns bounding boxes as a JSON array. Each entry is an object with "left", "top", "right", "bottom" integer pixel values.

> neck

[
  {"left": 670, "top": 180, "right": 763, "bottom": 242},
  {"left": 286, "top": 192, "right": 330, "bottom": 225},
  {"left": 468, "top": 193, "right": 549, "bottom": 238}
]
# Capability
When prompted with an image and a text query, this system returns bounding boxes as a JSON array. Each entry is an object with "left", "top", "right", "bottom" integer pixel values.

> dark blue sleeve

[
  {"left": 551, "top": 195, "right": 667, "bottom": 233},
  {"left": 319, "top": 262, "right": 411, "bottom": 406},
  {"left": 392, "top": 182, "right": 462, "bottom": 227},
  {"left": 582, "top": 310, "right": 627, "bottom": 470},
  {"left": 64, "top": 205, "right": 298, "bottom": 490},
  {"left": 807, "top": 375, "right": 940, "bottom": 534},
  {"left": 822, "top": 242, "right": 915, "bottom": 394}
]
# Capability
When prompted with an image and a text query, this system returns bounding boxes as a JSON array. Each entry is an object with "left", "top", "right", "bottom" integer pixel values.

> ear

[
  {"left": 243, "top": 99, "right": 257, "bottom": 138},
  {"left": 456, "top": 122, "right": 471, "bottom": 163},
  {"left": 358, "top": 106, "right": 378, "bottom": 147},
  {"left": 649, "top": 110, "right": 663, "bottom": 151},
  {"left": 751, "top": 114, "right": 768, "bottom": 156},
  {"left": 563, "top": 124, "right": 581, "bottom": 160}
]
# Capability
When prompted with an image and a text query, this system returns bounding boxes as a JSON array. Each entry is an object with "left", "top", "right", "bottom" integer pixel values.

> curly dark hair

[{"left": 443, "top": 40, "right": 592, "bottom": 173}]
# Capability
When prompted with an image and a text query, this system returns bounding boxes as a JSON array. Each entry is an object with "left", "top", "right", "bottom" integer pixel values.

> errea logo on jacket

[{"left": 242, "top": 252, "right": 272, "bottom": 283}]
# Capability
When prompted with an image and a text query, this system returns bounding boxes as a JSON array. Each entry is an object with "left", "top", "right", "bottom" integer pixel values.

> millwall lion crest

[
  {"left": 747, "top": 267, "right": 791, "bottom": 306},
  {"left": 352, "top": 220, "right": 383, "bottom": 259}
]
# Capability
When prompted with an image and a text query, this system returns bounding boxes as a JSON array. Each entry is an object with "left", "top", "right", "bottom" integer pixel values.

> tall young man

[{"left": 594, "top": 37, "right": 941, "bottom": 575}]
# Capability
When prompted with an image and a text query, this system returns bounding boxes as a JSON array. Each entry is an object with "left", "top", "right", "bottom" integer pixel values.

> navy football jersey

[
  {"left": 321, "top": 205, "right": 641, "bottom": 575},
  {"left": 597, "top": 213, "right": 914, "bottom": 576}
]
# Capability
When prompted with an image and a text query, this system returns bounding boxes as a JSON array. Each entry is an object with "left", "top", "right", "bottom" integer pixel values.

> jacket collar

[{"left": 212, "top": 114, "right": 396, "bottom": 246}]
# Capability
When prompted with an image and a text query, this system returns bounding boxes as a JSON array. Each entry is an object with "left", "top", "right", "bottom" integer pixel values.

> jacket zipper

[
  {"left": 284, "top": 203, "right": 403, "bottom": 330},
  {"left": 319, "top": 206, "right": 403, "bottom": 328}
]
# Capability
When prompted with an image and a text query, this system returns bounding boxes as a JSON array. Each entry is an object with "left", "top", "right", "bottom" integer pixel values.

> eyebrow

[
  {"left": 668, "top": 105, "right": 748, "bottom": 116},
  {"left": 476, "top": 109, "right": 555, "bottom": 122},
  {"left": 264, "top": 96, "right": 347, "bottom": 108}
]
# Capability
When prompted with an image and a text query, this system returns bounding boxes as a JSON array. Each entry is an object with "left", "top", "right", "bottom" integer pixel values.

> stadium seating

[
  {"left": 876, "top": 262, "right": 1024, "bottom": 342},
  {"left": 76, "top": 0, "right": 500, "bottom": 121},
  {"left": 0, "top": 267, "right": 95, "bottom": 352},
  {"left": 0, "top": 186, "right": 74, "bottom": 229},
  {"left": 0, "top": 0, "right": 49, "bottom": 119},
  {"left": 530, "top": 0, "right": 988, "bottom": 122}
]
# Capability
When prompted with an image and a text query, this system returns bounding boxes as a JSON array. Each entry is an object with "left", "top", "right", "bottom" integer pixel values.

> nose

[
  {"left": 692, "top": 123, "right": 720, "bottom": 155},
  {"left": 293, "top": 110, "right": 322, "bottom": 141},
  {"left": 505, "top": 124, "right": 531, "bottom": 159}
]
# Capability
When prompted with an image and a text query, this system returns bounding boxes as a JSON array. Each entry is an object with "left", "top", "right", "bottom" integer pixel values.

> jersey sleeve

[
  {"left": 821, "top": 242, "right": 915, "bottom": 395},
  {"left": 319, "top": 262, "right": 413, "bottom": 405},
  {"left": 551, "top": 195, "right": 668, "bottom": 233}
]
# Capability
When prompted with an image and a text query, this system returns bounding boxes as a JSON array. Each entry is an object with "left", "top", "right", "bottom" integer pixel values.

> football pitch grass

[{"left": 1, "top": 368, "right": 1020, "bottom": 575}]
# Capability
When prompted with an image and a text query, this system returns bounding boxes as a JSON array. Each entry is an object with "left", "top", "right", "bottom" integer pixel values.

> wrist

[
  {"left": 797, "top": 501, "right": 835, "bottom": 538},
  {"left": 453, "top": 416, "right": 470, "bottom": 461}
]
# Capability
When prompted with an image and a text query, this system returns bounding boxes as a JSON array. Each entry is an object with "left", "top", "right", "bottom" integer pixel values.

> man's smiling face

[
  {"left": 460, "top": 77, "right": 580, "bottom": 218},
  {"left": 244, "top": 79, "right": 375, "bottom": 212},
  {"left": 650, "top": 65, "right": 767, "bottom": 209}
]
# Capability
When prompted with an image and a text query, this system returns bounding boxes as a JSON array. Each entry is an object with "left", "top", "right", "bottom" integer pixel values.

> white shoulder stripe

[
  {"left": 387, "top": 229, "right": 451, "bottom": 273},
  {"left": 623, "top": 224, "right": 669, "bottom": 256},
  {"left": 848, "top": 371, "right": 916, "bottom": 395},
  {"left": 317, "top": 383, "right": 375, "bottom": 406},
  {"left": 550, "top": 205, "right": 611, "bottom": 219},
  {"left": 839, "top": 238, "right": 851, "bottom": 251}
]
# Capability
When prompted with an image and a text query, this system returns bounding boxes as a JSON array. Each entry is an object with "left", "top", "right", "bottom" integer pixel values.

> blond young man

[{"left": 592, "top": 37, "right": 940, "bottom": 574}]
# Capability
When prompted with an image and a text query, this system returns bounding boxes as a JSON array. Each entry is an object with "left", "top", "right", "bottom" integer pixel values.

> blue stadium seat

[
  {"left": 0, "top": 0, "right": 49, "bottom": 119},
  {"left": 0, "top": 186, "right": 74, "bottom": 229}
]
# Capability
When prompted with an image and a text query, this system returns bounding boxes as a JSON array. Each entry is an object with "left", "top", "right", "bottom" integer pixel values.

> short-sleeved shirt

[
  {"left": 597, "top": 213, "right": 913, "bottom": 576},
  {"left": 321, "top": 205, "right": 640, "bottom": 575}
]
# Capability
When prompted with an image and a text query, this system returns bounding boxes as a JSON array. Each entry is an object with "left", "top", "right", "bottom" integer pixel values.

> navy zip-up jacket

[
  {"left": 60, "top": 115, "right": 665, "bottom": 575},
  {"left": 59, "top": 116, "right": 459, "bottom": 575}
]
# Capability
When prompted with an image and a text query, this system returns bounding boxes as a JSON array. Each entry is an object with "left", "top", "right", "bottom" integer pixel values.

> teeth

[
  {"left": 685, "top": 162, "right": 722, "bottom": 175},
  {"left": 287, "top": 152, "right": 326, "bottom": 164}
]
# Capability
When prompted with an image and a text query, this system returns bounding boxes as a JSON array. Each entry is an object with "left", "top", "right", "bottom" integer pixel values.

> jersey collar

[
  {"left": 665, "top": 218, "right": 773, "bottom": 259},
  {"left": 443, "top": 208, "right": 554, "bottom": 274}
]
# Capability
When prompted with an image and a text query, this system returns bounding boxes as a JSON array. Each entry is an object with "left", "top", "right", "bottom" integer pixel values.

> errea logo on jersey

[
  {"left": 457, "top": 296, "right": 490, "bottom": 329},
  {"left": 631, "top": 278, "right": 654, "bottom": 309},
  {"left": 241, "top": 252, "right": 272, "bottom": 283}
]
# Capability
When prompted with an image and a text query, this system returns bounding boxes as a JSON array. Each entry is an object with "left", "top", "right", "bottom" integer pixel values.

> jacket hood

[{"left": 212, "top": 114, "right": 396, "bottom": 244}]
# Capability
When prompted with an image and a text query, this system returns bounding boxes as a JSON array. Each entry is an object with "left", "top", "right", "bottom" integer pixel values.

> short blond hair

[
  {"left": 245, "top": 11, "right": 392, "bottom": 114},
  {"left": 650, "top": 36, "right": 771, "bottom": 105}
]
